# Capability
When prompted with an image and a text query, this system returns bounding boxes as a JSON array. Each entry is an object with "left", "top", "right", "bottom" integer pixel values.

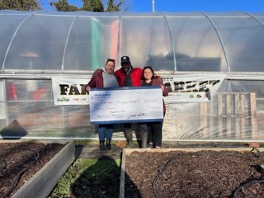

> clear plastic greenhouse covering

[{"left": 1, "top": 10, "right": 264, "bottom": 141}]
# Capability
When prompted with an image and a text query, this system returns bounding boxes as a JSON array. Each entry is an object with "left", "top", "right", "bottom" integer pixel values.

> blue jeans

[{"left": 98, "top": 124, "right": 114, "bottom": 141}]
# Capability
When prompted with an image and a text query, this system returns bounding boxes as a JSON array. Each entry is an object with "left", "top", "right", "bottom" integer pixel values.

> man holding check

[
  {"left": 114, "top": 56, "right": 143, "bottom": 148},
  {"left": 115, "top": 56, "right": 164, "bottom": 148}
]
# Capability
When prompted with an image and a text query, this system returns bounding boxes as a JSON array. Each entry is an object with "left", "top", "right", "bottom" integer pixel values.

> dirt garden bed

[
  {"left": 121, "top": 147, "right": 264, "bottom": 198},
  {"left": 0, "top": 141, "right": 74, "bottom": 198},
  {"left": 2, "top": 141, "right": 264, "bottom": 198}
]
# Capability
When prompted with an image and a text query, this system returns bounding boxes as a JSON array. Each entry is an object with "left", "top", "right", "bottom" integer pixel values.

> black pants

[{"left": 147, "top": 121, "right": 163, "bottom": 147}]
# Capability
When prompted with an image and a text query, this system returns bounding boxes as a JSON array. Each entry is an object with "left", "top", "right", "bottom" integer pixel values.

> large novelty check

[{"left": 89, "top": 87, "right": 163, "bottom": 124}]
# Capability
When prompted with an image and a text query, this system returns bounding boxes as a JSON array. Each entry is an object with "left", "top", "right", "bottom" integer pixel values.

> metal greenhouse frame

[{"left": 1, "top": 10, "right": 264, "bottom": 141}]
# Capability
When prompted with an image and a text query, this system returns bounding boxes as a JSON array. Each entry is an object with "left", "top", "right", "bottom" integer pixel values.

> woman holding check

[
  {"left": 141, "top": 66, "right": 168, "bottom": 148},
  {"left": 85, "top": 58, "right": 119, "bottom": 151}
]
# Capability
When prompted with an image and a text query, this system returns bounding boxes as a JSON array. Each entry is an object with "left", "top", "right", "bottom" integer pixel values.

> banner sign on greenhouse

[
  {"left": 89, "top": 87, "right": 163, "bottom": 124},
  {"left": 52, "top": 78, "right": 90, "bottom": 105},
  {"left": 51, "top": 74, "right": 226, "bottom": 105},
  {"left": 162, "top": 74, "right": 226, "bottom": 102}
]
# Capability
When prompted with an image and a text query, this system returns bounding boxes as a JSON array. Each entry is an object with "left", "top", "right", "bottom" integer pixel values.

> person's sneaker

[{"left": 147, "top": 142, "right": 153, "bottom": 149}]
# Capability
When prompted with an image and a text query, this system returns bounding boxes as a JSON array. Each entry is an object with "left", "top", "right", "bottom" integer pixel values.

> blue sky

[
  {"left": 43, "top": 0, "right": 264, "bottom": 12},
  {"left": 130, "top": 0, "right": 264, "bottom": 12}
]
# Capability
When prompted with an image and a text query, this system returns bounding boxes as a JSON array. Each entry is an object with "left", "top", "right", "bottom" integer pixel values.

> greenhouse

[{"left": 1, "top": 10, "right": 264, "bottom": 141}]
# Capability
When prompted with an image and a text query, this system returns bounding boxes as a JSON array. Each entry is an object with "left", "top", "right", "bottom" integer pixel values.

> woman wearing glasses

[{"left": 85, "top": 58, "right": 119, "bottom": 151}]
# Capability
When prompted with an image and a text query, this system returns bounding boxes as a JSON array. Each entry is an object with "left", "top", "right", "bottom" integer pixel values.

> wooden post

[
  {"left": 218, "top": 94, "right": 223, "bottom": 138},
  {"left": 200, "top": 102, "right": 208, "bottom": 137},
  {"left": 209, "top": 99, "right": 214, "bottom": 137},
  {"left": 240, "top": 94, "right": 246, "bottom": 138},
  {"left": 250, "top": 93, "right": 257, "bottom": 139},
  {"left": 226, "top": 94, "right": 232, "bottom": 138},
  {"left": 235, "top": 93, "right": 241, "bottom": 138}
]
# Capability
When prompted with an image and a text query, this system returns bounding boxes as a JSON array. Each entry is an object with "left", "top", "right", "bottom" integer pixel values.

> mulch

[
  {"left": 0, "top": 142, "right": 64, "bottom": 198},
  {"left": 2, "top": 141, "right": 264, "bottom": 198},
  {"left": 124, "top": 149, "right": 264, "bottom": 198}
]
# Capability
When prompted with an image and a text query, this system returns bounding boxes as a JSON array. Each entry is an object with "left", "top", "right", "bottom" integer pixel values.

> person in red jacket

[
  {"left": 114, "top": 56, "right": 142, "bottom": 87},
  {"left": 6, "top": 81, "right": 17, "bottom": 100},
  {"left": 86, "top": 58, "right": 119, "bottom": 151},
  {"left": 141, "top": 66, "right": 168, "bottom": 148},
  {"left": 114, "top": 56, "right": 144, "bottom": 147}
]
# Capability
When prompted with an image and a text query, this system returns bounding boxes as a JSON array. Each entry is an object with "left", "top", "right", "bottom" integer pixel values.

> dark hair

[
  {"left": 106, "top": 58, "right": 116, "bottom": 65},
  {"left": 142, "top": 66, "right": 155, "bottom": 80}
]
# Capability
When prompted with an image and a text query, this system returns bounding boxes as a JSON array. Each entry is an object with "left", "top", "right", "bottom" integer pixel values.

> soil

[
  {"left": 0, "top": 142, "right": 64, "bottom": 198},
  {"left": 125, "top": 150, "right": 264, "bottom": 198},
  {"left": 2, "top": 141, "right": 264, "bottom": 198}
]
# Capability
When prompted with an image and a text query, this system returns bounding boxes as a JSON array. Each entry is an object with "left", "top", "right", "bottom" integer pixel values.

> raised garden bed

[
  {"left": 0, "top": 140, "right": 75, "bottom": 198},
  {"left": 120, "top": 147, "right": 264, "bottom": 198}
]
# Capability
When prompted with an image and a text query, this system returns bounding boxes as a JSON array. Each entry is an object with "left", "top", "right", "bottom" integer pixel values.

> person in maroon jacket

[
  {"left": 114, "top": 56, "right": 144, "bottom": 147},
  {"left": 141, "top": 66, "right": 168, "bottom": 148},
  {"left": 86, "top": 58, "right": 119, "bottom": 151}
]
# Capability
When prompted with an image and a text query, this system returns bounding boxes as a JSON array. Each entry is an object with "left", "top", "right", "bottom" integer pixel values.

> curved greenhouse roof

[{"left": 1, "top": 10, "right": 264, "bottom": 72}]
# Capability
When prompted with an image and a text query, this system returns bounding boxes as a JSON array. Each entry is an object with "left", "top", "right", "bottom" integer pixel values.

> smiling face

[
  {"left": 105, "top": 60, "right": 115, "bottom": 74},
  {"left": 121, "top": 62, "right": 131, "bottom": 73},
  {"left": 143, "top": 68, "right": 154, "bottom": 81}
]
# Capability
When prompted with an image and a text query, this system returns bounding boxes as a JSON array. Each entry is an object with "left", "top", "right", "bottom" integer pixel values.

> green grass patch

[
  {"left": 74, "top": 139, "right": 99, "bottom": 146},
  {"left": 49, "top": 157, "right": 121, "bottom": 197}
]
